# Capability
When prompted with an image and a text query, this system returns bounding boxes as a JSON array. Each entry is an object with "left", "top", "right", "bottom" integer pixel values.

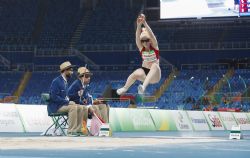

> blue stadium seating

[
  {"left": 0, "top": 71, "right": 23, "bottom": 94},
  {"left": 77, "top": 0, "right": 141, "bottom": 45},
  {"left": 37, "top": 0, "right": 82, "bottom": 48},
  {"left": 0, "top": 0, "right": 37, "bottom": 46}
]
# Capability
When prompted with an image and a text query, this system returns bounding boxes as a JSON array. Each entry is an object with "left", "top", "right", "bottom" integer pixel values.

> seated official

[
  {"left": 68, "top": 67, "right": 109, "bottom": 123},
  {"left": 48, "top": 61, "right": 88, "bottom": 136}
]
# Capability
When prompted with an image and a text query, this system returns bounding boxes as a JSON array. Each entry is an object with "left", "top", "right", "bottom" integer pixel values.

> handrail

[
  {"left": 181, "top": 63, "right": 230, "bottom": 70},
  {"left": 238, "top": 63, "right": 250, "bottom": 69},
  {"left": 76, "top": 41, "right": 250, "bottom": 52},
  {"left": 3, "top": 63, "right": 250, "bottom": 72},
  {"left": 33, "top": 64, "right": 173, "bottom": 72},
  {"left": 34, "top": 48, "right": 76, "bottom": 57},
  {"left": 0, "top": 40, "right": 249, "bottom": 52},
  {"left": 0, "top": 45, "right": 35, "bottom": 52}
]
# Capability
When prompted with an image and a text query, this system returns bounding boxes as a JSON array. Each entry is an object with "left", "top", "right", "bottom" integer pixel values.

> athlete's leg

[
  {"left": 117, "top": 68, "right": 146, "bottom": 95},
  {"left": 138, "top": 63, "right": 161, "bottom": 94}
]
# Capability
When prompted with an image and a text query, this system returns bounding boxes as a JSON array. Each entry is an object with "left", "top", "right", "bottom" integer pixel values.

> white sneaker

[
  {"left": 138, "top": 85, "right": 145, "bottom": 95},
  {"left": 116, "top": 87, "right": 127, "bottom": 95}
]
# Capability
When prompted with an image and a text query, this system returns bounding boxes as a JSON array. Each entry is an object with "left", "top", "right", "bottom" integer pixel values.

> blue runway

[{"left": 0, "top": 131, "right": 250, "bottom": 158}]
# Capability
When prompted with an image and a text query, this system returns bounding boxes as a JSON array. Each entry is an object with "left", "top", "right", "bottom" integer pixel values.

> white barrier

[
  {"left": 0, "top": 104, "right": 24, "bottom": 132},
  {"left": 203, "top": 111, "right": 225, "bottom": 130},
  {"left": 16, "top": 104, "right": 52, "bottom": 132},
  {"left": 233, "top": 112, "right": 250, "bottom": 130},
  {"left": 170, "top": 110, "right": 192, "bottom": 131},
  {"left": 186, "top": 111, "right": 209, "bottom": 130},
  {"left": 219, "top": 112, "right": 238, "bottom": 130},
  {"left": 1, "top": 103, "right": 250, "bottom": 132}
]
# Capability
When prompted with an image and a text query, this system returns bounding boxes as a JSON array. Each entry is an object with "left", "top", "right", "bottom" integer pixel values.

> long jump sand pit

[{"left": 0, "top": 136, "right": 227, "bottom": 150}]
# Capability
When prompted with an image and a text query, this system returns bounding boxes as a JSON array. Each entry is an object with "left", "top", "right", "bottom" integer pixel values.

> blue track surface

[{"left": 0, "top": 131, "right": 250, "bottom": 158}]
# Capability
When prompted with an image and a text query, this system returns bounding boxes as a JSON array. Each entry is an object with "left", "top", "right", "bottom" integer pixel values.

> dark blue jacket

[
  {"left": 48, "top": 75, "right": 69, "bottom": 115},
  {"left": 68, "top": 79, "right": 92, "bottom": 105}
]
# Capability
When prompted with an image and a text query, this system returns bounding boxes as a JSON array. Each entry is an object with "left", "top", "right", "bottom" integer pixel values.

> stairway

[
  {"left": 242, "top": 85, "right": 250, "bottom": 98},
  {"left": 13, "top": 71, "right": 32, "bottom": 100},
  {"left": 0, "top": 55, "right": 10, "bottom": 69},
  {"left": 153, "top": 69, "right": 179, "bottom": 100},
  {"left": 69, "top": 11, "right": 92, "bottom": 49},
  {"left": 205, "top": 68, "right": 235, "bottom": 103},
  {"left": 217, "top": 27, "right": 228, "bottom": 48},
  {"left": 32, "top": 0, "right": 48, "bottom": 43},
  {"left": 75, "top": 50, "right": 97, "bottom": 65}
]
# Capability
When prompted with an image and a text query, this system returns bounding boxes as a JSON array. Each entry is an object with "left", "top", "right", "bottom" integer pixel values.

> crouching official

[{"left": 68, "top": 67, "right": 109, "bottom": 123}]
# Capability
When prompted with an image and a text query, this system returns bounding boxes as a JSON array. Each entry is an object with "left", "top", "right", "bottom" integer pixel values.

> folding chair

[{"left": 41, "top": 93, "right": 68, "bottom": 136}]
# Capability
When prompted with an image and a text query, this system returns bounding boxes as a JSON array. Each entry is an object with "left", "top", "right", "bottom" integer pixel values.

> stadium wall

[{"left": 0, "top": 103, "right": 250, "bottom": 132}]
